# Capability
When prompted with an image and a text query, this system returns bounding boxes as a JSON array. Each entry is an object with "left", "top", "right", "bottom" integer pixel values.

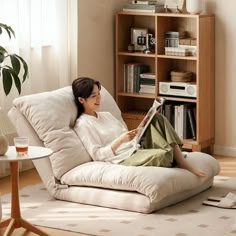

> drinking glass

[{"left": 14, "top": 137, "right": 29, "bottom": 156}]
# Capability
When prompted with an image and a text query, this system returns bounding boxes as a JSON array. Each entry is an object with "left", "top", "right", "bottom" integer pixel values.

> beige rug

[{"left": 1, "top": 176, "right": 236, "bottom": 236}]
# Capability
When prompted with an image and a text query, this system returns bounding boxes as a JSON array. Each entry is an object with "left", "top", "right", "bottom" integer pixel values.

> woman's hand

[
  {"left": 119, "top": 129, "right": 138, "bottom": 143},
  {"left": 111, "top": 129, "right": 138, "bottom": 154}
]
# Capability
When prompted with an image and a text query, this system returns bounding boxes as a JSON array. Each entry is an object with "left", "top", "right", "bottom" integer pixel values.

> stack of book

[
  {"left": 139, "top": 73, "right": 155, "bottom": 94},
  {"left": 123, "top": 1, "right": 165, "bottom": 13},
  {"left": 124, "top": 63, "right": 149, "bottom": 93},
  {"left": 164, "top": 103, "right": 196, "bottom": 140}
]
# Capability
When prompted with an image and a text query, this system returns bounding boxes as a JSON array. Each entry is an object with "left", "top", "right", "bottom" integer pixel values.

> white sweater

[{"left": 74, "top": 112, "right": 136, "bottom": 163}]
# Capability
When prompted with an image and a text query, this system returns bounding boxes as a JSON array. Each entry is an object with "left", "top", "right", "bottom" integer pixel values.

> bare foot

[
  {"left": 171, "top": 144, "right": 206, "bottom": 177},
  {"left": 190, "top": 169, "right": 206, "bottom": 177},
  {"left": 178, "top": 161, "right": 206, "bottom": 177}
]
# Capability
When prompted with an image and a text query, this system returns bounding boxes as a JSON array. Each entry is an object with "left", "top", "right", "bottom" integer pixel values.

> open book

[{"left": 133, "top": 97, "right": 166, "bottom": 145}]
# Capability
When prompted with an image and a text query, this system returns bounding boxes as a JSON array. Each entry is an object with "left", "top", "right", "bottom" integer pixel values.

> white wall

[
  {"left": 204, "top": 0, "right": 236, "bottom": 156},
  {"left": 77, "top": 0, "right": 236, "bottom": 157},
  {"left": 77, "top": 0, "right": 127, "bottom": 95}
]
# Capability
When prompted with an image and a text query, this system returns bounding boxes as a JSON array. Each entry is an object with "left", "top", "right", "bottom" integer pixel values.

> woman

[{"left": 72, "top": 77, "right": 205, "bottom": 177}]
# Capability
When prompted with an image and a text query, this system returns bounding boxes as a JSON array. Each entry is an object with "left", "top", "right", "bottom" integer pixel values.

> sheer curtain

[{"left": 0, "top": 0, "right": 78, "bottom": 177}]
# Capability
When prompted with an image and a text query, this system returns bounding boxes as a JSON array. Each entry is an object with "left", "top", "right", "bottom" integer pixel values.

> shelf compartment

[
  {"left": 116, "top": 56, "right": 156, "bottom": 95},
  {"left": 156, "top": 16, "right": 197, "bottom": 55},
  {"left": 116, "top": 96, "right": 154, "bottom": 113},
  {"left": 157, "top": 58, "right": 197, "bottom": 84},
  {"left": 116, "top": 13, "right": 156, "bottom": 53}
]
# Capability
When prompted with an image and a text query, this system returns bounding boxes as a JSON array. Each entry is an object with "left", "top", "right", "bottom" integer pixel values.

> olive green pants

[{"left": 120, "top": 113, "right": 183, "bottom": 167}]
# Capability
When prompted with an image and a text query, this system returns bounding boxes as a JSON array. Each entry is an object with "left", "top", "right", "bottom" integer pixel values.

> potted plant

[{"left": 0, "top": 23, "right": 28, "bottom": 95}]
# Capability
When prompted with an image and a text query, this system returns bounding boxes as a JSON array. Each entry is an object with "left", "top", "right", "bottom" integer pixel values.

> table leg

[{"left": 0, "top": 162, "right": 48, "bottom": 236}]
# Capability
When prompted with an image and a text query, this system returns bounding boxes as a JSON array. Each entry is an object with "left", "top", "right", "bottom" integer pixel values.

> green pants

[{"left": 120, "top": 113, "right": 183, "bottom": 167}]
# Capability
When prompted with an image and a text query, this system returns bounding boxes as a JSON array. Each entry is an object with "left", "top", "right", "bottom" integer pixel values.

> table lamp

[{"left": 0, "top": 107, "right": 16, "bottom": 155}]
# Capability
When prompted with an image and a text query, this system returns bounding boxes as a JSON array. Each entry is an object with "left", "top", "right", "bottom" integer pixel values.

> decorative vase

[{"left": 186, "top": 0, "right": 202, "bottom": 14}]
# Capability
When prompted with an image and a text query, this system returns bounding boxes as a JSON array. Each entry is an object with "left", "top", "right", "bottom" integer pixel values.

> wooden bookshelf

[{"left": 115, "top": 12, "right": 215, "bottom": 152}]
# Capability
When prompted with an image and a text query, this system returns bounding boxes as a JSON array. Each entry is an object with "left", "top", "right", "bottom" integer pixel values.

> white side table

[{"left": 0, "top": 146, "right": 53, "bottom": 236}]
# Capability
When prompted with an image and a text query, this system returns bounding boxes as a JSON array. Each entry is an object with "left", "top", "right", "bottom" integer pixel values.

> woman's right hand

[
  {"left": 111, "top": 129, "right": 138, "bottom": 154},
  {"left": 119, "top": 129, "right": 138, "bottom": 143}
]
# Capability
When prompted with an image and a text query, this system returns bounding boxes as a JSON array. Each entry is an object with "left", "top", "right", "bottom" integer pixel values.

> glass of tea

[{"left": 14, "top": 137, "right": 29, "bottom": 156}]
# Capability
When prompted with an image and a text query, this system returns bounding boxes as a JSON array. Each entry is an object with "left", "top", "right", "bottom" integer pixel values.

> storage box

[
  {"left": 170, "top": 71, "right": 193, "bottom": 82},
  {"left": 122, "top": 111, "right": 147, "bottom": 130}
]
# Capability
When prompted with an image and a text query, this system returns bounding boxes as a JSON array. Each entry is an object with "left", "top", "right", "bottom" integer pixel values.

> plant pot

[{"left": 186, "top": 0, "right": 202, "bottom": 14}]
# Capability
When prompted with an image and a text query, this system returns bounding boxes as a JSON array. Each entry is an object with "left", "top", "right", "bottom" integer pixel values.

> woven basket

[
  {"left": 171, "top": 71, "right": 192, "bottom": 82},
  {"left": 122, "top": 111, "right": 147, "bottom": 130}
]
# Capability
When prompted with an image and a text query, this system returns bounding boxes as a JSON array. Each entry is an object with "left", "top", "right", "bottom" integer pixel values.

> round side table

[{"left": 0, "top": 146, "right": 53, "bottom": 236}]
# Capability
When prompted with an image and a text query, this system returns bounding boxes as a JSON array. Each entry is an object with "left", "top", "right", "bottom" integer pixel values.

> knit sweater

[{"left": 74, "top": 112, "right": 136, "bottom": 163}]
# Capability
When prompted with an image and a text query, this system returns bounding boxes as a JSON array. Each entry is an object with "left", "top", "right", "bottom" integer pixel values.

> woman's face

[{"left": 79, "top": 84, "right": 101, "bottom": 114}]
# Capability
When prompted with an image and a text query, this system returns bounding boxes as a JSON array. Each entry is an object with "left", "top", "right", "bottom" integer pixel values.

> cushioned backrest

[{"left": 13, "top": 86, "right": 124, "bottom": 179}]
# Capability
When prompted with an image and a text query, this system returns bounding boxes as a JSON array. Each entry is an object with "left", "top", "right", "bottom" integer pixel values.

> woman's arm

[
  {"left": 74, "top": 113, "right": 136, "bottom": 162},
  {"left": 111, "top": 129, "right": 137, "bottom": 153}
]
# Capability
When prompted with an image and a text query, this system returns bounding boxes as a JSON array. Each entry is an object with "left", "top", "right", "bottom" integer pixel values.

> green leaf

[
  {"left": 0, "top": 46, "right": 8, "bottom": 55},
  {"left": 10, "top": 71, "right": 21, "bottom": 94},
  {"left": 15, "top": 54, "right": 28, "bottom": 82},
  {"left": 2, "top": 68, "right": 13, "bottom": 95},
  {"left": 0, "top": 53, "right": 5, "bottom": 63},
  {"left": 0, "top": 23, "right": 15, "bottom": 39},
  {"left": 6, "top": 25, "right": 15, "bottom": 38},
  {"left": 10, "top": 55, "right": 20, "bottom": 75}
]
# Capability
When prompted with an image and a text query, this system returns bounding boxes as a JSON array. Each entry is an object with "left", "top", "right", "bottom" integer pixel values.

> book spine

[
  {"left": 174, "top": 105, "right": 179, "bottom": 135},
  {"left": 123, "top": 8, "right": 156, "bottom": 13},
  {"left": 127, "top": 64, "right": 133, "bottom": 93},
  {"left": 183, "top": 104, "right": 192, "bottom": 139},
  {"left": 187, "top": 107, "right": 196, "bottom": 140},
  {"left": 133, "top": 64, "right": 138, "bottom": 93},
  {"left": 124, "top": 64, "right": 128, "bottom": 92},
  {"left": 178, "top": 105, "right": 184, "bottom": 139},
  {"left": 164, "top": 104, "right": 173, "bottom": 126}
]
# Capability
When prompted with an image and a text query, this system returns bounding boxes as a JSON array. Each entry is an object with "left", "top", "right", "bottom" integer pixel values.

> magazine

[{"left": 134, "top": 97, "right": 165, "bottom": 144}]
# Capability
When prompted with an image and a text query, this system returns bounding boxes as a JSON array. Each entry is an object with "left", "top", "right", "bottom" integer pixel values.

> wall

[
  {"left": 77, "top": 0, "right": 236, "bottom": 157},
  {"left": 203, "top": 0, "right": 236, "bottom": 156},
  {"left": 77, "top": 0, "right": 127, "bottom": 95}
]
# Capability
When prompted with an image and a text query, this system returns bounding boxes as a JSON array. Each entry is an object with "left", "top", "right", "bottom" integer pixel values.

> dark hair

[{"left": 72, "top": 77, "right": 101, "bottom": 118}]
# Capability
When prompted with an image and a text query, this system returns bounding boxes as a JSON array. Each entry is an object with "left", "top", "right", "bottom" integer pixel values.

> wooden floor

[{"left": 0, "top": 155, "right": 235, "bottom": 236}]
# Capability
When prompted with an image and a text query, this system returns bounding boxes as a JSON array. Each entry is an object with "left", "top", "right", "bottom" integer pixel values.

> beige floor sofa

[{"left": 8, "top": 86, "right": 220, "bottom": 213}]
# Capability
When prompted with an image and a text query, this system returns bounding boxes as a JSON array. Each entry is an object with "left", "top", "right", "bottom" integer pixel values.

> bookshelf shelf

[
  {"left": 161, "top": 96, "right": 196, "bottom": 103},
  {"left": 115, "top": 12, "right": 215, "bottom": 153},
  {"left": 117, "top": 92, "right": 155, "bottom": 98},
  {"left": 118, "top": 52, "right": 156, "bottom": 58}
]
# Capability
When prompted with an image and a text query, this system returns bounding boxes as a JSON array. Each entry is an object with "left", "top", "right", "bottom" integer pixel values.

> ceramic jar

[{"left": 186, "top": 0, "right": 202, "bottom": 14}]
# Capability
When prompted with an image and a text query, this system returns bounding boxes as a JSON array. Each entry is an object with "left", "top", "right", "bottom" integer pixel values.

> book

[
  {"left": 131, "top": 0, "right": 161, "bottom": 5},
  {"left": 123, "top": 3, "right": 165, "bottom": 13},
  {"left": 134, "top": 98, "right": 166, "bottom": 145},
  {"left": 140, "top": 72, "right": 156, "bottom": 79},
  {"left": 182, "top": 104, "right": 193, "bottom": 139},
  {"left": 139, "top": 84, "right": 155, "bottom": 94},
  {"left": 187, "top": 107, "right": 196, "bottom": 140},
  {"left": 124, "top": 63, "right": 149, "bottom": 93}
]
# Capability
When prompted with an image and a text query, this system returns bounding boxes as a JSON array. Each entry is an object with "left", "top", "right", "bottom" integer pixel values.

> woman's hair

[{"left": 72, "top": 77, "right": 101, "bottom": 118}]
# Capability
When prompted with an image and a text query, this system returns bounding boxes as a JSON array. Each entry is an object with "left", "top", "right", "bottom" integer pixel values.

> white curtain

[{"left": 0, "top": 0, "right": 78, "bottom": 177}]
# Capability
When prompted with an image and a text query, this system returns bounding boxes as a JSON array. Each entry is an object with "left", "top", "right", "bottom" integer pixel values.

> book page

[{"left": 134, "top": 98, "right": 165, "bottom": 145}]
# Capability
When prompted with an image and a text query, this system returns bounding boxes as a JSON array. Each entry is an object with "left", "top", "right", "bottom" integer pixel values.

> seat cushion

[{"left": 60, "top": 152, "right": 220, "bottom": 204}]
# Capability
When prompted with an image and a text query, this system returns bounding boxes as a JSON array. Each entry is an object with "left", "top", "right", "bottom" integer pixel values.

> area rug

[{"left": 1, "top": 176, "right": 236, "bottom": 236}]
